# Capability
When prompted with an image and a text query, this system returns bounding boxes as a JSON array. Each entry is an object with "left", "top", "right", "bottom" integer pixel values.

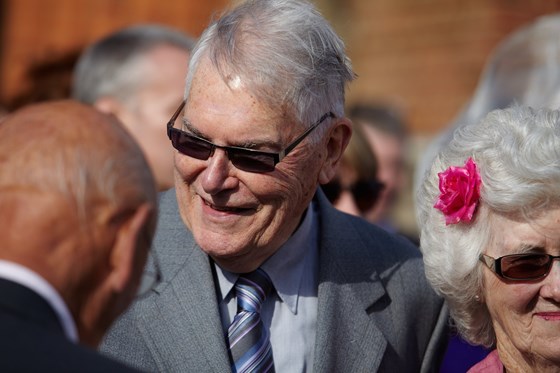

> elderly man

[
  {"left": 72, "top": 24, "right": 195, "bottom": 191},
  {"left": 0, "top": 101, "right": 158, "bottom": 371},
  {"left": 102, "top": 1, "right": 448, "bottom": 372}
]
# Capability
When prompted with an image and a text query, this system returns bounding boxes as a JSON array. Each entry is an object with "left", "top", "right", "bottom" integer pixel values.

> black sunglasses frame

[
  {"left": 166, "top": 100, "right": 335, "bottom": 173},
  {"left": 479, "top": 253, "right": 560, "bottom": 281}
]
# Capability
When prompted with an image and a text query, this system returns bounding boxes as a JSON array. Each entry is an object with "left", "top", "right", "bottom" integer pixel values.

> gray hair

[
  {"left": 416, "top": 105, "right": 560, "bottom": 347},
  {"left": 184, "top": 0, "right": 355, "bottom": 134},
  {"left": 72, "top": 24, "right": 195, "bottom": 105}
]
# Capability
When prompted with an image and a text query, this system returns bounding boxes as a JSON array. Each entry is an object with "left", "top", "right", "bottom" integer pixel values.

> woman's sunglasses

[
  {"left": 479, "top": 253, "right": 560, "bottom": 281},
  {"left": 321, "top": 178, "right": 384, "bottom": 213},
  {"left": 166, "top": 100, "right": 335, "bottom": 173}
]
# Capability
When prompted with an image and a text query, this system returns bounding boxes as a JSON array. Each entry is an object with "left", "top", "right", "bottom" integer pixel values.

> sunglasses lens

[
  {"left": 170, "top": 129, "right": 213, "bottom": 160},
  {"left": 501, "top": 254, "right": 551, "bottom": 280},
  {"left": 352, "top": 180, "right": 384, "bottom": 212},
  {"left": 321, "top": 180, "right": 342, "bottom": 203},
  {"left": 230, "top": 152, "right": 276, "bottom": 173}
]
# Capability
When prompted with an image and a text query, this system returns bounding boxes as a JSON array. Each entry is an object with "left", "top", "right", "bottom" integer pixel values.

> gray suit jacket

[{"left": 102, "top": 189, "right": 448, "bottom": 372}]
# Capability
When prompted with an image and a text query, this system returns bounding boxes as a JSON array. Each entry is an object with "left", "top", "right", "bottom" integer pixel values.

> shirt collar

[{"left": 215, "top": 202, "right": 316, "bottom": 314}]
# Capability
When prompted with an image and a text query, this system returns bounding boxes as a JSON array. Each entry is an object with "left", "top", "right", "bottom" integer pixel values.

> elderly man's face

[
  {"left": 173, "top": 59, "right": 327, "bottom": 273},
  {"left": 482, "top": 208, "right": 560, "bottom": 368}
]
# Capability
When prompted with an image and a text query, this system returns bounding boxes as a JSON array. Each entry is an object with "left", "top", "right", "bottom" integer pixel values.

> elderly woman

[{"left": 416, "top": 104, "right": 560, "bottom": 372}]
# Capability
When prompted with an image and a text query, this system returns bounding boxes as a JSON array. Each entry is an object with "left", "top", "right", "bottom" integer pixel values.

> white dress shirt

[{"left": 216, "top": 202, "right": 319, "bottom": 372}]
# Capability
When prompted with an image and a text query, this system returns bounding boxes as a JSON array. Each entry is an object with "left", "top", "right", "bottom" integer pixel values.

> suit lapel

[
  {"left": 313, "top": 192, "right": 388, "bottom": 373},
  {"left": 138, "top": 190, "right": 231, "bottom": 372}
]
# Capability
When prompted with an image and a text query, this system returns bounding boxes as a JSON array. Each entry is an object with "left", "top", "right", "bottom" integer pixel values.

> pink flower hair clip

[{"left": 434, "top": 157, "right": 482, "bottom": 225}]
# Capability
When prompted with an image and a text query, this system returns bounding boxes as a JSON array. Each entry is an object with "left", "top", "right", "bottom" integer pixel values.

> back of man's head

[
  {"left": 348, "top": 104, "right": 407, "bottom": 141},
  {"left": 348, "top": 103, "right": 408, "bottom": 225},
  {"left": 0, "top": 100, "right": 158, "bottom": 346}
]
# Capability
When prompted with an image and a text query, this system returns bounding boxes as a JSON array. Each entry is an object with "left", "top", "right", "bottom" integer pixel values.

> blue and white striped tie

[{"left": 227, "top": 268, "right": 275, "bottom": 373}]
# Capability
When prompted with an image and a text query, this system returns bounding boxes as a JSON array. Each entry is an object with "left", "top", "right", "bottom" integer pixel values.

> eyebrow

[
  {"left": 181, "top": 118, "right": 283, "bottom": 151},
  {"left": 514, "top": 243, "right": 546, "bottom": 254}
]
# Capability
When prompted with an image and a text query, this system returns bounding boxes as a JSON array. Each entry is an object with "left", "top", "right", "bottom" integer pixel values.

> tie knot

[{"left": 235, "top": 268, "right": 273, "bottom": 313}]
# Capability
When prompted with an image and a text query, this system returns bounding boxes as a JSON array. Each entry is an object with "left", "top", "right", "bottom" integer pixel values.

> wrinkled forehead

[
  {"left": 185, "top": 59, "right": 294, "bottom": 128},
  {"left": 186, "top": 56, "right": 295, "bottom": 122},
  {"left": 485, "top": 207, "right": 560, "bottom": 250}
]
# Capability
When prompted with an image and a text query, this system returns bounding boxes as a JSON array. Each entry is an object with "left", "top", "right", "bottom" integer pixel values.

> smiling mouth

[
  {"left": 203, "top": 199, "right": 248, "bottom": 213},
  {"left": 536, "top": 312, "right": 560, "bottom": 320}
]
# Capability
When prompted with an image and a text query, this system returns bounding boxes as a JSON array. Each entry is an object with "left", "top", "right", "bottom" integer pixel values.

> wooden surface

[
  {"left": 1, "top": 0, "right": 560, "bottom": 133},
  {"left": 0, "top": 0, "right": 228, "bottom": 109}
]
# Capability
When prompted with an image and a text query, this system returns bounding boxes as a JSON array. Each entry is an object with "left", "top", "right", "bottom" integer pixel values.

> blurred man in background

[
  {"left": 0, "top": 100, "right": 157, "bottom": 371},
  {"left": 321, "top": 120, "right": 384, "bottom": 218},
  {"left": 72, "top": 24, "right": 196, "bottom": 191},
  {"left": 348, "top": 104, "right": 408, "bottom": 232}
]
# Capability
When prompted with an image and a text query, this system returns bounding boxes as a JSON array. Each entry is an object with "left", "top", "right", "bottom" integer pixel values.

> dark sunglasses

[
  {"left": 321, "top": 178, "right": 384, "bottom": 213},
  {"left": 479, "top": 253, "right": 560, "bottom": 281},
  {"left": 167, "top": 100, "right": 335, "bottom": 173}
]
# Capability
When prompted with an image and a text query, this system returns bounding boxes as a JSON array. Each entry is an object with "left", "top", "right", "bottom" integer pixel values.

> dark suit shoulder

[{"left": 0, "top": 307, "right": 142, "bottom": 372}]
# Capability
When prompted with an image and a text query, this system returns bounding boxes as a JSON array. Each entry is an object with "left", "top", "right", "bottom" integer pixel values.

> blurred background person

[
  {"left": 321, "top": 120, "right": 384, "bottom": 218},
  {"left": 417, "top": 105, "right": 560, "bottom": 372},
  {"left": 415, "top": 13, "right": 560, "bottom": 193},
  {"left": 72, "top": 24, "right": 196, "bottom": 191},
  {"left": 348, "top": 104, "right": 410, "bottom": 232},
  {"left": 0, "top": 100, "right": 157, "bottom": 371}
]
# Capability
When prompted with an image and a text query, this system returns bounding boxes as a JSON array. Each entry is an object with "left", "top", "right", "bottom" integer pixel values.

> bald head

[
  {"left": 0, "top": 100, "right": 158, "bottom": 346},
  {"left": 0, "top": 100, "right": 156, "bottom": 214}
]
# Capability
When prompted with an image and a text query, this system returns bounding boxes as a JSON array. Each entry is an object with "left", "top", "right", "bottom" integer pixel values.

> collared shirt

[
  {"left": 215, "top": 202, "right": 319, "bottom": 373},
  {"left": 0, "top": 260, "right": 79, "bottom": 342}
]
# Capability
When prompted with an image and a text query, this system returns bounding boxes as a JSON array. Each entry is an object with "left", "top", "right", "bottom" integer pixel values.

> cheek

[
  {"left": 484, "top": 274, "right": 539, "bottom": 325},
  {"left": 135, "top": 99, "right": 170, "bottom": 129},
  {"left": 274, "top": 163, "right": 319, "bottom": 203},
  {"left": 174, "top": 153, "right": 204, "bottom": 179},
  {"left": 252, "top": 173, "right": 303, "bottom": 210}
]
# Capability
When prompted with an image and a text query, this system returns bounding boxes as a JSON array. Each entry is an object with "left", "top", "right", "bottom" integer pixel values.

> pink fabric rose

[{"left": 434, "top": 157, "right": 481, "bottom": 225}]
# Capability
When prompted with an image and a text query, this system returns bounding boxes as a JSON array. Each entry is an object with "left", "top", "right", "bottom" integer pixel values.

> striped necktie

[{"left": 227, "top": 268, "right": 275, "bottom": 373}]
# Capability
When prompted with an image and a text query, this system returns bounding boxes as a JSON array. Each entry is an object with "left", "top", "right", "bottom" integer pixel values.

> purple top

[{"left": 467, "top": 350, "right": 502, "bottom": 373}]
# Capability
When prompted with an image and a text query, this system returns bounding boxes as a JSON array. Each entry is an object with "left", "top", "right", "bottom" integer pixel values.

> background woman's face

[{"left": 482, "top": 208, "right": 560, "bottom": 367}]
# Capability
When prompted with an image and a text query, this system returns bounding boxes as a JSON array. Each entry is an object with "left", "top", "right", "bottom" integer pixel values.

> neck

[{"left": 497, "top": 341, "right": 560, "bottom": 373}]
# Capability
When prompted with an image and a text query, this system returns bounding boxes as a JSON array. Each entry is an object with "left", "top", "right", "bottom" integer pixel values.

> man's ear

[
  {"left": 93, "top": 97, "right": 122, "bottom": 116},
  {"left": 107, "top": 203, "right": 154, "bottom": 294},
  {"left": 94, "top": 97, "right": 134, "bottom": 127},
  {"left": 319, "top": 117, "right": 352, "bottom": 184}
]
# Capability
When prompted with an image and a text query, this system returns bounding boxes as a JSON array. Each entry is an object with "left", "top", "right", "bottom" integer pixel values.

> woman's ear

[{"left": 319, "top": 117, "right": 352, "bottom": 184}]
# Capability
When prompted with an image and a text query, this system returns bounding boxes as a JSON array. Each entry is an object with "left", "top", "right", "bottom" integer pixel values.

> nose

[
  {"left": 540, "top": 260, "right": 560, "bottom": 302},
  {"left": 200, "top": 148, "right": 237, "bottom": 195}
]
